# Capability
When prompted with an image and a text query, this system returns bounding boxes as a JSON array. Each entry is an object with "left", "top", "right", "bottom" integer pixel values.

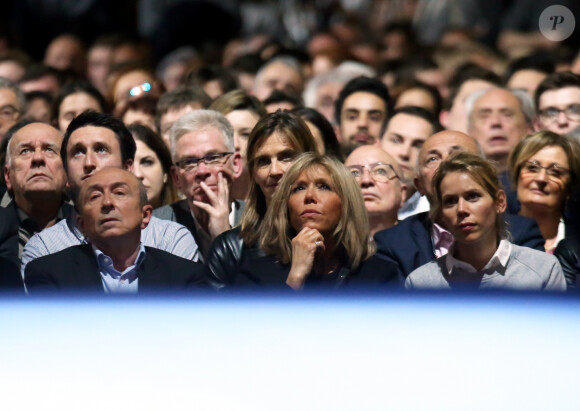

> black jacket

[
  {"left": 25, "top": 244, "right": 210, "bottom": 294},
  {"left": 554, "top": 238, "right": 580, "bottom": 290},
  {"left": 232, "top": 253, "right": 401, "bottom": 291},
  {"left": 205, "top": 227, "right": 264, "bottom": 290}
]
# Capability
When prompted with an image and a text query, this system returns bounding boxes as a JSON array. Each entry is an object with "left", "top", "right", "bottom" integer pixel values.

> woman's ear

[{"left": 496, "top": 189, "right": 507, "bottom": 214}]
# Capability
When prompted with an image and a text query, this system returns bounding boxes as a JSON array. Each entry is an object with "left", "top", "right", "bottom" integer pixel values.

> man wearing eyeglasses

[
  {"left": 535, "top": 72, "right": 580, "bottom": 240},
  {"left": 534, "top": 72, "right": 580, "bottom": 137},
  {"left": 0, "top": 77, "right": 25, "bottom": 140},
  {"left": 345, "top": 145, "right": 407, "bottom": 237},
  {"left": 373, "top": 130, "right": 544, "bottom": 279},
  {"left": 154, "top": 109, "right": 244, "bottom": 261}
]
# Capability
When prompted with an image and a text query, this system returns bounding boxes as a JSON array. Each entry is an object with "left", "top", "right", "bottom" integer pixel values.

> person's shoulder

[
  {"left": 26, "top": 243, "right": 90, "bottom": 269},
  {"left": 152, "top": 204, "right": 173, "bottom": 219},
  {"left": 353, "top": 254, "right": 402, "bottom": 286},
  {"left": 505, "top": 213, "right": 537, "bottom": 228},
  {"left": 510, "top": 243, "right": 557, "bottom": 263},
  {"left": 509, "top": 243, "right": 559, "bottom": 275},
  {"left": 147, "top": 215, "right": 186, "bottom": 232},
  {"left": 374, "top": 212, "right": 428, "bottom": 241},
  {"left": 361, "top": 254, "right": 399, "bottom": 271},
  {"left": 406, "top": 258, "right": 445, "bottom": 286},
  {"left": 214, "top": 226, "right": 242, "bottom": 242},
  {"left": 33, "top": 217, "right": 70, "bottom": 239},
  {"left": 407, "top": 258, "right": 442, "bottom": 277},
  {"left": 144, "top": 246, "right": 202, "bottom": 268},
  {"left": 152, "top": 200, "right": 186, "bottom": 220}
]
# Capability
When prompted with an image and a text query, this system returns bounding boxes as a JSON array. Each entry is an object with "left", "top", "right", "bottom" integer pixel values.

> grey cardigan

[{"left": 405, "top": 243, "right": 566, "bottom": 292}]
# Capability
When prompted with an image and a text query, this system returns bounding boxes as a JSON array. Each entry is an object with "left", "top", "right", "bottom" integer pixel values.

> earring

[{"left": 163, "top": 173, "right": 167, "bottom": 184}]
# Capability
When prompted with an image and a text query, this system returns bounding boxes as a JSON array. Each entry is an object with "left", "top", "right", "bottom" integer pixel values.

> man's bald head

[
  {"left": 77, "top": 166, "right": 152, "bottom": 255},
  {"left": 345, "top": 145, "right": 406, "bottom": 233},
  {"left": 346, "top": 144, "right": 403, "bottom": 177},
  {"left": 78, "top": 167, "right": 147, "bottom": 208},
  {"left": 415, "top": 130, "right": 483, "bottom": 201}
]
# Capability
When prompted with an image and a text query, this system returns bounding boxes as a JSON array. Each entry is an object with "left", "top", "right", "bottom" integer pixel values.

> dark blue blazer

[
  {"left": 25, "top": 244, "right": 210, "bottom": 294},
  {"left": 374, "top": 211, "right": 545, "bottom": 278}
]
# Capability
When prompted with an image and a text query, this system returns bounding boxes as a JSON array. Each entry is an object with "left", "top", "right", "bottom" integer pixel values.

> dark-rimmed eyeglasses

[
  {"left": 174, "top": 152, "right": 233, "bottom": 173},
  {"left": 347, "top": 162, "right": 399, "bottom": 183},
  {"left": 538, "top": 104, "right": 580, "bottom": 123},
  {"left": 521, "top": 160, "right": 569, "bottom": 180}
]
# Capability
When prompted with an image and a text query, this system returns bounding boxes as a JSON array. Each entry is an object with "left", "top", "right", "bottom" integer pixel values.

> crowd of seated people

[{"left": 0, "top": 1, "right": 579, "bottom": 295}]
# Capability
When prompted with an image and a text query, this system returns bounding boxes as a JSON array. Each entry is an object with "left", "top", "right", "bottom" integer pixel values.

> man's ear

[
  {"left": 231, "top": 152, "right": 243, "bottom": 179},
  {"left": 76, "top": 214, "right": 85, "bottom": 235},
  {"left": 141, "top": 204, "right": 153, "bottom": 229},
  {"left": 124, "top": 159, "right": 134, "bottom": 172},
  {"left": 414, "top": 176, "right": 426, "bottom": 196},
  {"left": 170, "top": 165, "right": 181, "bottom": 191},
  {"left": 533, "top": 117, "right": 543, "bottom": 132},
  {"left": 439, "top": 110, "right": 449, "bottom": 129},
  {"left": 334, "top": 124, "right": 343, "bottom": 143},
  {"left": 4, "top": 164, "right": 11, "bottom": 191},
  {"left": 399, "top": 182, "right": 408, "bottom": 207}
]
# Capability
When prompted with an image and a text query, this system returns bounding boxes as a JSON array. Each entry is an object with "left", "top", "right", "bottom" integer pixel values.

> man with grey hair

[
  {"left": 154, "top": 109, "right": 244, "bottom": 261},
  {"left": 465, "top": 87, "right": 534, "bottom": 173},
  {"left": 252, "top": 55, "right": 304, "bottom": 102},
  {"left": 0, "top": 77, "right": 26, "bottom": 140},
  {"left": 2, "top": 121, "right": 71, "bottom": 259}
]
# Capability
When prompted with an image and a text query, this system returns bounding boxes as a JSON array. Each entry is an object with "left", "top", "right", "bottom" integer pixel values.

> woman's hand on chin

[{"left": 286, "top": 227, "right": 325, "bottom": 290}]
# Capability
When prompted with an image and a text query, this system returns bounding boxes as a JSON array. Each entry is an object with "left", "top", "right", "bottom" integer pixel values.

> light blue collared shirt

[{"left": 93, "top": 243, "right": 147, "bottom": 294}]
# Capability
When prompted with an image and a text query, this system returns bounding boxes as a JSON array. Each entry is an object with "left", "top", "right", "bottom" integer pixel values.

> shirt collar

[
  {"left": 93, "top": 242, "right": 147, "bottom": 276},
  {"left": 445, "top": 239, "right": 511, "bottom": 275},
  {"left": 546, "top": 219, "right": 565, "bottom": 253},
  {"left": 431, "top": 222, "right": 455, "bottom": 258}
]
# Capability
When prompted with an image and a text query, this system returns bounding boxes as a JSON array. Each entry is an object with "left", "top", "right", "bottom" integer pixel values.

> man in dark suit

[
  {"left": 2, "top": 121, "right": 74, "bottom": 258},
  {"left": 374, "top": 130, "right": 544, "bottom": 278},
  {"left": 25, "top": 168, "right": 208, "bottom": 293},
  {"left": 153, "top": 109, "right": 245, "bottom": 261}
]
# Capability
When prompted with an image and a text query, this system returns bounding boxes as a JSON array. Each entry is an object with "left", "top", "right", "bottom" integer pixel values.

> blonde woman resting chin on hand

[{"left": 231, "top": 153, "right": 401, "bottom": 291}]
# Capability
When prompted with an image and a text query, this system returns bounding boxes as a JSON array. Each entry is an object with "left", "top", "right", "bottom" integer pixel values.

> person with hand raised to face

[
  {"left": 230, "top": 153, "right": 400, "bottom": 291},
  {"left": 154, "top": 109, "right": 244, "bottom": 262}
]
